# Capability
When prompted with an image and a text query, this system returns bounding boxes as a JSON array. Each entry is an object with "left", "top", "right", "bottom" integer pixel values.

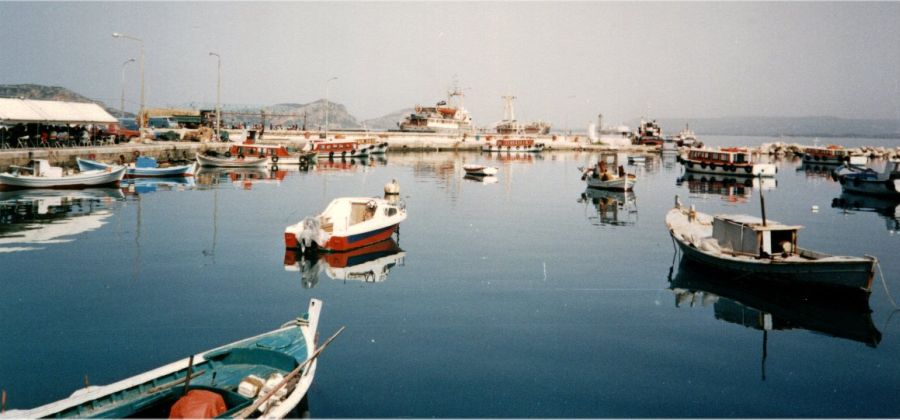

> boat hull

[
  {"left": 463, "top": 165, "right": 498, "bottom": 176},
  {"left": 681, "top": 159, "right": 776, "bottom": 177},
  {"left": 0, "top": 167, "right": 126, "bottom": 190},
  {"left": 322, "top": 223, "right": 399, "bottom": 252},
  {"left": 77, "top": 158, "right": 194, "bottom": 178},
  {"left": 839, "top": 175, "right": 900, "bottom": 197},
  {"left": 196, "top": 154, "right": 268, "bottom": 168},
  {"left": 585, "top": 175, "right": 635, "bottom": 191}
]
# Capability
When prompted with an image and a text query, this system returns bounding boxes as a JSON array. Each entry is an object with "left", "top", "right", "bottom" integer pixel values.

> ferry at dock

[
  {"left": 680, "top": 147, "right": 776, "bottom": 177},
  {"left": 398, "top": 86, "right": 474, "bottom": 134},
  {"left": 302, "top": 139, "right": 369, "bottom": 159},
  {"left": 802, "top": 145, "right": 867, "bottom": 166}
]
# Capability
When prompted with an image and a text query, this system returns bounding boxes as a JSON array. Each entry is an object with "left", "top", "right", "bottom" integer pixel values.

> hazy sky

[{"left": 1, "top": 2, "right": 898, "bottom": 128}]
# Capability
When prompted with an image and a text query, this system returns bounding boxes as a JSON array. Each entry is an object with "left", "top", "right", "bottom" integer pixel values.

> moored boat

[
  {"left": 633, "top": 118, "right": 664, "bottom": 147},
  {"left": 398, "top": 86, "right": 474, "bottom": 134},
  {"left": 680, "top": 147, "right": 776, "bottom": 177},
  {"left": 481, "top": 136, "right": 544, "bottom": 153},
  {"left": 802, "top": 145, "right": 867, "bottom": 166},
  {"left": 580, "top": 153, "right": 636, "bottom": 191},
  {"left": 463, "top": 164, "right": 498, "bottom": 176},
  {"left": 226, "top": 143, "right": 317, "bottom": 165},
  {"left": 196, "top": 153, "right": 268, "bottom": 168},
  {"left": 77, "top": 156, "right": 195, "bottom": 178},
  {"left": 0, "top": 159, "right": 125, "bottom": 190},
  {"left": 666, "top": 196, "right": 877, "bottom": 291},
  {"left": 302, "top": 139, "right": 369, "bottom": 159},
  {"left": 285, "top": 193, "right": 407, "bottom": 252},
  {"left": 836, "top": 160, "right": 900, "bottom": 197},
  {"left": 1, "top": 299, "right": 332, "bottom": 419}
]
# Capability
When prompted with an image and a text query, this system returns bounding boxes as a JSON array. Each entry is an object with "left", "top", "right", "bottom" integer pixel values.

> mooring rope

[{"left": 876, "top": 261, "right": 899, "bottom": 309}]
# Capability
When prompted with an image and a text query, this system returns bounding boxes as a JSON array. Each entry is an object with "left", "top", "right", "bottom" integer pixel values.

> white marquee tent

[{"left": 0, "top": 98, "right": 116, "bottom": 125}]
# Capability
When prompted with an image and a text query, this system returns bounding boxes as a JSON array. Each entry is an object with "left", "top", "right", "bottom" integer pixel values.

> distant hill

[
  {"left": 361, "top": 108, "right": 413, "bottom": 131},
  {"left": 222, "top": 99, "right": 361, "bottom": 130},
  {"left": 0, "top": 84, "right": 129, "bottom": 117},
  {"left": 651, "top": 116, "right": 900, "bottom": 139}
]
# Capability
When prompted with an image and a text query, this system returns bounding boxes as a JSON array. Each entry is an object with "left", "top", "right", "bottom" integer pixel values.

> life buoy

[
  {"left": 271, "top": 164, "right": 279, "bottom": 172},
  {"left": 224, "top": 151, "right": 232, "bottom": 158},
  {"left": 341, "top": 151, "right": 347, "bottom": 159},
  {"left": 700, "top": 162, "right": 707, "bottom": 169},
  {"left": 271, "top": 156, "right": 279, "bottom": 163}
]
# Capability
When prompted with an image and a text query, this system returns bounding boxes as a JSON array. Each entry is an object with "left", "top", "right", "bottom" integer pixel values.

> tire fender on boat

[
  {"left": 224, "top": 151, "right": 232, "bottom": 158},
  {"left": 271, "top": 156, "right": 279, "bottom": 163}
]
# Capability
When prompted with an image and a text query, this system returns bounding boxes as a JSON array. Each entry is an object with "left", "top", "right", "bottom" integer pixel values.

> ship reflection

[
  {"left": 832, "top": 191, "right": 900, "bottom": 232},
  {"left": 195, "top": 167, "right": 287, "bottom": 189},
  {"left": 121, "top": 177, "right": 196, "bottom": 195},
  {"left": 797, "top": 162, "right": 841, "bottom": 182},
  {"left": 463, "top": 174, "right": 498, "bottom": 184},
  {"left": 676, "top": 173, "right": 776, "bottom": 203},
  {"left": 284, "top": 239, "right": 406, "bottom": 288},
  {"left": 578, "top": 188, "right": 637, "bottom": 226},
  {"left": 0, "top": 188, "right": 124, "bottom": 252},
  {"left": 669, "top": 259, "right": 880, "bottom": 369}
]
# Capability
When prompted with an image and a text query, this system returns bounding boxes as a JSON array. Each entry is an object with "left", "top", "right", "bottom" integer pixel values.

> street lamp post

[
  {"left": 324, "top": 76, "right": 338, "bottom": 138},
  {"left": 112, "top": 32, "right": 145, "bottom": 134},
  {"left": 119, "top": 58, "right": 135, "bottom": 120},
  {"left": 209, "top": 52, "right": 221, "bottom": 141}
]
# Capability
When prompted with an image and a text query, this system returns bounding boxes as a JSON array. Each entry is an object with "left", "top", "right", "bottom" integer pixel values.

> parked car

[{"left": 106, "top": 118, "right": 140, "bottom": 142}]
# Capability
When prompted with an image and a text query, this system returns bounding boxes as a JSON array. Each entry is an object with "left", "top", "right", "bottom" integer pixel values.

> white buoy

[
  {"left": 811, "top": 205, "right": 819, "bottom": 212},
  {"left": 384, "top": 179, "right": 400, "bottom": 195}
]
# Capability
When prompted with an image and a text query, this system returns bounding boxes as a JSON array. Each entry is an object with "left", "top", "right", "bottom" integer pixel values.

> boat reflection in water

[
  {"left": 578, "top": 188, "right": 637, "bottom": 226},
  {"left": 121, "top": 177, "right": 196, "bottom": 195},
  {"left": 284, "top": 239, "right": 406, "bottom": 289},
  {"left": 832, "top": 191, "right": 900, "bottom": 232},
  {"left": 315, "top": 157, "right": 376, "bottom": 173},
  {"left": 798, "top": 162, "right": 842, "bottom": 182},
  {"left": 669, "top": 259, "right": 880, "bottom": 378},
  {"left": 195, "top": 167, "right": 287, "bottom": 189},
  {"left": 0, "top": 188, "right": 124, "bottom": 252},
  {"left": 677, "top": 173, "right": 776, "bottom": 203},
  {"left": 483, "top": 151, "right": 538, "bottom": 164},
  {"left": 463, "top": 174, "right": 498, "bottom": 184}
]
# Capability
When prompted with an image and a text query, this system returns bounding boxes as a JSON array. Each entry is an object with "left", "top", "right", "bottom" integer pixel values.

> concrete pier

[{"left": 0, "top": 142, "right": 230, "bottom": 170}]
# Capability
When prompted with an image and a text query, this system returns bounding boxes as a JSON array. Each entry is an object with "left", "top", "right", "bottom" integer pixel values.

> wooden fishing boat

[
  {"left": 226, "top": 143, "right": 317, "bottom": 165},
  {"left": 1, "top": 299, "right": 334, "bottom": 419},
  {"left": 463, "top": 164, "right": 498, "bottom": 176},
  {"left": 481, "top": 136, "right": 544, "bottom": 153},
  {"left": 77, "top": 156, "right": 195, "bottom": 178},
  {"left": 196, "top": 153, "right": 268, "bottom": 168},
  {"left": 666, "top": 196, "right": 877, "bottom": 291},
  {"left": 302, "top": 139, "right": 369, "bottom": 159},
  {"left": 680, "top": 147, "right": 776, "bottom": 177},
  {"left": 836, "top": 160, "right": 900, "bottom": 197},
  {"left": 285, "top": 195, "right": 407, "bottom": 252},
  {"left": 0, "top": 159, "right": 125, "bottom": 190},
  {"left": 802, "top": 145, "right": 867, "bottom": 166},
  {"left": 580, "top": 153, "right": 636, "bottom": 191}
]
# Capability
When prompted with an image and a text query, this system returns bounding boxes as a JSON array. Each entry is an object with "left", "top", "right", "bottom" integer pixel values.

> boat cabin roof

[{"left": 714, "top": 214, "right": 803, "bottom": 231}]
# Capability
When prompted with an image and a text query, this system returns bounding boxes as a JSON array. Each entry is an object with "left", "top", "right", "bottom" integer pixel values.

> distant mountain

[
  {"left": 223, "top": 99, "right": 361, "bottom": 130},
  {"left": 361, "top": 108, "right": 413, "bottom": 131},
  {"left": 0, "top": 84, "right": 129, "bottom": 117},
  {"left": 651, "top": 116, "right": 900, "bottom": 139}
]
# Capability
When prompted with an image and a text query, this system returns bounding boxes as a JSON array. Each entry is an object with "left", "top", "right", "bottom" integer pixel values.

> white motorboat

[
  {"left": 0, "top": 159, "right": 125, "bottom": 190},
  {"left": 285, "top": 193, "right": 407, "bottom": 252},
  {"left": 463, "top": 164, "right": 498, "bottom": 176}
]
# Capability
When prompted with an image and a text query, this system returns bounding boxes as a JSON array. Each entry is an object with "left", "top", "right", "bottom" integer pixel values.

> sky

[{"left": 1, "top": 2, "right": 898, "bottom": 129}]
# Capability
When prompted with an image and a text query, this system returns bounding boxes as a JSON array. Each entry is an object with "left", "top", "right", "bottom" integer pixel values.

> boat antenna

[{"left": 758, "top": 174, "right": 767, "bottom": 226}]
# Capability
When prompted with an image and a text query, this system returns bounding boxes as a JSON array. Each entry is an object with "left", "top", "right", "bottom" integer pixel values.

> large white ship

[{"left": 398, "top": 86, "right": 474, "bottom": 134}]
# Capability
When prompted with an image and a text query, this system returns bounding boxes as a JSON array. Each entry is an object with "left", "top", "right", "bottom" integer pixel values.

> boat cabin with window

[{"left": 681, "top": 147, "right": 776, "bottom": 177}]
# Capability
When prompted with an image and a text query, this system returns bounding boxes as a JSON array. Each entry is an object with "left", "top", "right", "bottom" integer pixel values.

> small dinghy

[
  {"left": 1, "top": 299, "right": 340, "bottom": 419},
  {"left": 0, "top": 159, "right": 125, "bottom": 190},
  {"left": 77, "top": 156, "right": 195, "bottom": 178},
  {"left": 196, "top": 153, "right": 268, "bottom": 168},
  {"left": 666, "top": 195, "right": 877, "bottom": 291},
  {"left": 580, "top": 153, "right": 636, "bottom": 191},
  {"left": 285, "top": 193, "right": 407, "bottom": 252},
  {"left": 463, "top": 164, "right": 498, "bottom": 176}
]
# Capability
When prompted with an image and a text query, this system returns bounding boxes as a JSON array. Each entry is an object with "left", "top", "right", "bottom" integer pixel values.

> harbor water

[{"left": 1, "top": 136, "right": 899, "bottom": 417}]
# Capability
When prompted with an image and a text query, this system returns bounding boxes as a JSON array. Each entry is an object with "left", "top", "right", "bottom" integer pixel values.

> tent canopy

[{"left": 0, "top": 98, "right": 117, "bottom": 125}]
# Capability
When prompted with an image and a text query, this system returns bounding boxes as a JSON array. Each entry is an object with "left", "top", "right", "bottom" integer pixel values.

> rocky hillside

[
  {"left": 220, "top": 100, "right": 361, "bottom": 130},
  {"left": 361, "top": 108, "right": 414, "bottom": 131},
  {"left": 0, "top": 84, "right": 129, "bottom": 117}
]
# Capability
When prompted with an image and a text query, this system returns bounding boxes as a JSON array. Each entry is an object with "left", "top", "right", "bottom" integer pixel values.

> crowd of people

[{"left": 0, "top": 123, "right": 115, "bottom": 149}]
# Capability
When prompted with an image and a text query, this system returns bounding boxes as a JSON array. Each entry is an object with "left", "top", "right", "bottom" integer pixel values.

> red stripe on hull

[{"left": 323, "top": 224, "right": 398, "bottom": 252}]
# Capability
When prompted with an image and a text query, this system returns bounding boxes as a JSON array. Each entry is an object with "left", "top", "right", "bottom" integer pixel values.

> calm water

[{"left": 2, "top": 136, "right": 899, "bottom": 417}]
